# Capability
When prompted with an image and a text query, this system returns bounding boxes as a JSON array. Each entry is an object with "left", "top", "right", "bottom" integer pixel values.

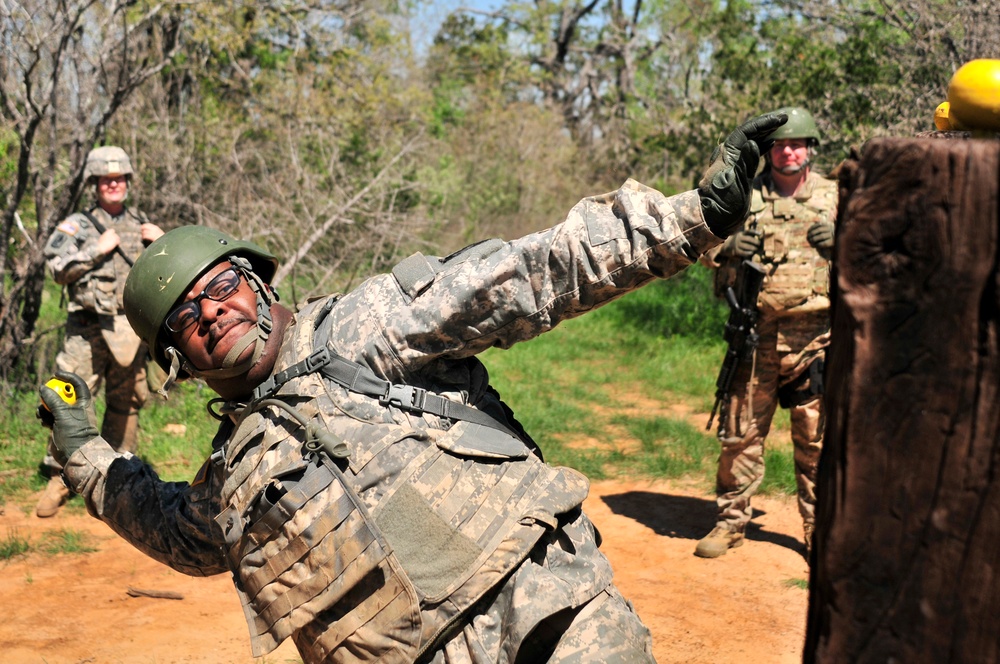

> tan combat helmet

[{"left": 83, "top": 146, "right": 134, "bottom": 185}]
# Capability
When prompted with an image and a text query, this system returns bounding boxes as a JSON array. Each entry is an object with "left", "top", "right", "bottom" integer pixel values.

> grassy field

[{"left": 0, "top": 264, "right": 796, "bottom": 514}]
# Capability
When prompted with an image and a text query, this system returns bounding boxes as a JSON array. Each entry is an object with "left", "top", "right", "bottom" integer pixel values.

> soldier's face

[
  {"left": 168, "top": 261, "right": 260, "bottom": 371},
  {"left": 96, "top": 175, "right": 128, "bottom": 207},
  {"left": 770, "top": 139, "right": 810, "bottom": 175}
]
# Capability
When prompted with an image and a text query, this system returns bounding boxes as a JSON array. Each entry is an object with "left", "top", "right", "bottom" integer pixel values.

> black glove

[
  {"left": 807, "top": 220, "right": 836, "bottom": 252},
  {"left": 38, "top": 371, "right": 99, "bottom": 462},
  {"left": 721, "top": 228, "right": 764, "bottom": 258},
  {"left": 699, "top": 112, "right": 788, "bottom": 238}
]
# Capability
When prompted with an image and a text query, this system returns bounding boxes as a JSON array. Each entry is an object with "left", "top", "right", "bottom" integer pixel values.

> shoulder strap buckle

[{"left": 380, "top": 384, "right": 427, "bottom": 412}]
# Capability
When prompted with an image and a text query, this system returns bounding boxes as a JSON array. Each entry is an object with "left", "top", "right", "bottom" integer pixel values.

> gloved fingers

[
  {"left": 734, "top": 139, "right": 762, "bottom": 186},
  {"left": 53, "top": 370, "right": 92, "bottom": 402},
  {"left": 737, "top": 112, "right": 788, "bottom": 155}
]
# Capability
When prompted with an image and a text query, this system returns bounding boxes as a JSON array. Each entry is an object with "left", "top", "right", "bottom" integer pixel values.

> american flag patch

[{"left": 57, "top": 220, "right": 80, "bottom": 235}]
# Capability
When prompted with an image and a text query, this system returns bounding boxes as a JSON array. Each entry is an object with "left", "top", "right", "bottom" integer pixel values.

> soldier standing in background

[
  {"left": 34, "top": 146, "right": 164, "bottom": 518},
  {"left": 696, "top": 107, "right": 838, "bottom": 559},
  {"left": 39, "top": 114, "right": 785, "bottom": 662}
]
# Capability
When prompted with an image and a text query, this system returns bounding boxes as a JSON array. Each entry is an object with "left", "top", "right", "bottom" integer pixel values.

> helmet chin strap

[{"left": 158, "top": 256, "right": 277, "bottom": 396}]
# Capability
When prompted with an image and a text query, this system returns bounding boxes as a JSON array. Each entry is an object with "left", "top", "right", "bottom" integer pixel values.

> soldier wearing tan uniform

[
  {"left": 35, "top": 146, "right": 164, "bottom": 518},
  {"left": 696, "top": 107, "right": 837, "bottom": 559},
  {"left": 39, "top": 114, "right": 785, "bottom": 662}
]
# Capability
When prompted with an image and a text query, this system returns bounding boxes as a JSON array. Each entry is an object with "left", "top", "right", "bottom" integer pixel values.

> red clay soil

[{"left": 0, "top": 479, "right": 809, "bottom": 663}]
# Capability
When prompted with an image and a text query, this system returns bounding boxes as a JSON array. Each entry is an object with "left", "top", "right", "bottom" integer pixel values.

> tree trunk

[{"left": 805, "top": 137, "right": 1000, "bottom": 662}]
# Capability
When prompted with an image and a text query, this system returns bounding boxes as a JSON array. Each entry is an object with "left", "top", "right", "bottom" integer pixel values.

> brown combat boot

[
  {"left": 694, "top": 525, "right": 744, "bottom": 558},
  {"left": 35, "top": 476, "right": 70, "bottom": 518}
]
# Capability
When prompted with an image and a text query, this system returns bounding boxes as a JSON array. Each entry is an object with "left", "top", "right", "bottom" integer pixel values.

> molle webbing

[
  {"left": 251, "top": 346, "right": 522, "bottom": 443},
  {"left": 220, "top": 454, "right": 419, "bottom": 660}
]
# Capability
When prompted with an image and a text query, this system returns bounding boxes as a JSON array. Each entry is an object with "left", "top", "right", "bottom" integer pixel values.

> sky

[{"left": 408, "top": 0, "right": 504, "bottom": 57}]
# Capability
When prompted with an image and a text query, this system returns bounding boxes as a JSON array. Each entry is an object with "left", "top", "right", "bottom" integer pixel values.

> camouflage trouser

[
  {"left": 714, "top": 311, "right": 827, "bottom": 537},
  {"left": 428, "top": 511, "right": 654, "bottom": 664},
  {"left": 43, "top": 311, "right": 148, "bottom": 472}
]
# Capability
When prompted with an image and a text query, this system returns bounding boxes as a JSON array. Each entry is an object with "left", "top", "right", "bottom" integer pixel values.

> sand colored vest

[
  {"left": 66, "top": 207, "right": 146, "bottom": 315},
  {"left": 216, "top": 297, "right": 591, "bottom": 660},
  {"left": 747, "top": 171, "right": 837, "bottom": 312}
]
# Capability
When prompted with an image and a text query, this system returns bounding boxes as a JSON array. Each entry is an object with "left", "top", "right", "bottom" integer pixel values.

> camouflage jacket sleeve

[
  {"left": 329, "top": 179, "right": 720, "bottom": 381},
  {"left": 62, "top": 438, "right": 229, "bottom": 577},
  {"left": 43, "top": 213, "right": 106, "bottom": 285}
]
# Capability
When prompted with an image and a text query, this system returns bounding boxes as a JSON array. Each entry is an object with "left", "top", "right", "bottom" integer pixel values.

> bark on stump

[{"left": 805, "top": 137, "right": 1000, "bottom": 662}]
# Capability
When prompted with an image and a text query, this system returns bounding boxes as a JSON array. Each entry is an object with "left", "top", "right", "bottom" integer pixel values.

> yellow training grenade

[{"left": 37, "top": 378, "right": 78, "bottom": 428}]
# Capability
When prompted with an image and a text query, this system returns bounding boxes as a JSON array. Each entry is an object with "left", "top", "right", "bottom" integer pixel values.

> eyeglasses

[
  {"left": 98, "top": 175, "right": 128, "bottom": 187},
  {"left": 164, "top": 268, "right": 242, "bottom": 334}
]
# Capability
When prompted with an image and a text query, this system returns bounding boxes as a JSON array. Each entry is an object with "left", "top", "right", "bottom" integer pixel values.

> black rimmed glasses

[{"left": 164, "top": 268, "right": 242, "bottom": 334}]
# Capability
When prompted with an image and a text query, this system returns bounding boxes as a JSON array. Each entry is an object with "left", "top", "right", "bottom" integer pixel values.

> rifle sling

[{"left": 81, "top": 208, "right": 135, "bottom": 267}]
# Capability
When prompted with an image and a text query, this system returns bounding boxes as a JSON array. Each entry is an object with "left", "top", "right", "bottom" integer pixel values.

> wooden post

[{"left": 805, "top": 137, "right": 1000, "bottom": 662}]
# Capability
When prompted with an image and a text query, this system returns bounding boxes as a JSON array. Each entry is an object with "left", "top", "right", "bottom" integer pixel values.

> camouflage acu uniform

[
  {"left": 63, "top": 179, "right": 722, "bottom": 663},
  {"left": 704, "top": 170, "right": 837, "bottom": 542},
  {"left": 43, "top": 206, "right": 150, "bottom": 470}
]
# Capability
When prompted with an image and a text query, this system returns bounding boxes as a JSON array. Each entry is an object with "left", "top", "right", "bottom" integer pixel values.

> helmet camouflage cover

[
  {"left": 123, "top": 226, "right": 278, "bottom": 370},
  {"left": 83, "top": 146, "right": 134, "bottom": 184},
  {"left": 767, "top": 107, "right": 821, "bottom": 145}
]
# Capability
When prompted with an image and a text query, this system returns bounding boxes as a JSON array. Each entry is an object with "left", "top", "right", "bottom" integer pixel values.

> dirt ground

[{"left": 0, "top": 477, "right": 809, "bottom": 664}]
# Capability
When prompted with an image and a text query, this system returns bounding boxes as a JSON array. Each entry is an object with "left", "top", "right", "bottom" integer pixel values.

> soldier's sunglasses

[{"left": 164, "top": 268, "right": 242, "bottom": 334}]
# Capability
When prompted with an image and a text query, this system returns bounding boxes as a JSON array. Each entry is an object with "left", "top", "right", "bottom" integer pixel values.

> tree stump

[{"left": 805, "top": 137, "right": 1000, "bottom": 662}]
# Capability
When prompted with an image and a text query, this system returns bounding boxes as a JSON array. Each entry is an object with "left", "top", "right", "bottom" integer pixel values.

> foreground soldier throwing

[{"left": 41, "top": 113, "right": 785, "bottom": 663}]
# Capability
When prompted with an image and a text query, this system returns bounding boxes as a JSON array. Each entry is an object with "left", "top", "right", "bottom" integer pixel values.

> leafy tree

[{"left": 0, "top": 0, "right": 180, "bottom": 384}]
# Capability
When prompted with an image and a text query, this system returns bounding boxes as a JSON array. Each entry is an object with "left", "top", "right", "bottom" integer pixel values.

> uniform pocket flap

[{"left": 435, "top": 421, "right": 529, "bottom": 460}]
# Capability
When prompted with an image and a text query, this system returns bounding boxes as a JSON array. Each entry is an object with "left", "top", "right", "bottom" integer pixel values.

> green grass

[
  {"left": 36, "top": 528, "right": 98, "bottom": 555},
  {"left": 611, "top": 415, "right": 719, "bottom": 479},
  {"left": 0, "top": 528, "right": 31, "bottom": 560},
  {"left": 784, "top": 578, "right": 809, "bottom": 590}
]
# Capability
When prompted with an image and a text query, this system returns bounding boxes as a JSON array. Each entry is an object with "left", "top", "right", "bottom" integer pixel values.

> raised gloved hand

[
  {"left": 721, "top": 228, "right": 764, "bottom": 258},
  {"left": 38, "top": 371, "right": 99, "bottom": 462},
  {"left": 698, "top": 112, "right": 788, "bottom": 238},
  {"left": 807, "top": 220, "right": 836, "bottom": 255}
]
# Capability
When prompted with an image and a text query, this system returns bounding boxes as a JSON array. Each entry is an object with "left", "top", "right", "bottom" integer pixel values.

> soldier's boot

[
  {"left": 35, "top": 476, "right": 71, "bottom": 518},
  {"left": 102, "top": 409, "right": 139, "bottom": 455},
  {"left": 694, "top": 525, "right": 744, "bottom": 559}
]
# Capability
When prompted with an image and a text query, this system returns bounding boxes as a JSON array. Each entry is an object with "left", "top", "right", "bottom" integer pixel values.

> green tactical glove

[
  {"left": 721, "top": 228, "right": 764, "bottom": 258},
  {"left": 807, "top": 220, "right": 836, "bottom": 253},
  {"left": 38, "top": 371, "right": 99, "bottom": 462},
  {"left": 699, "top": 112, "right": 788, "bottom": 238}
]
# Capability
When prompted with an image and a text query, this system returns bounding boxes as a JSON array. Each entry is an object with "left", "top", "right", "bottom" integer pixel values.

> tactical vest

[
  {"left": 215, "top": 297, "right": 592, "bottom": 660},
  {"left": 66, "top": 207, "right": 147, "bottom": 315},
  {"left": 746, "top": 172, "right": 837, "bottom": 312}
]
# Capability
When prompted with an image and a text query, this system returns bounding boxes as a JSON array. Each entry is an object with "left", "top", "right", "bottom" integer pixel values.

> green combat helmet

[
  {"left": 767, "top": 107, "right": 820, "bottom": 146},
  {"left": 83, "top": 146, "right": 134, "bottom": 184},
  {"left": 124, "top": 226, "right": 278, "bottom": 393}
]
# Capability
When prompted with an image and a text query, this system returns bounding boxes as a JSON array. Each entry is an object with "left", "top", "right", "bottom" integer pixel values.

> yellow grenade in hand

[
  {"left": 37, "top": 378, "right": 77, "bottom": 428},
  {"left": 44, "top": 378, "right": 77, "bottom": 406}
]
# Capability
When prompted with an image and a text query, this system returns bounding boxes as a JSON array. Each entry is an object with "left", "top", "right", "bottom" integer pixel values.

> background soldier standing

[
  {"left": 39, "top": 114, "right": 785, "bottom": 662},
  {"left": 696, "top": 107, "right": 838, "bottom": 559},
  {"left": 35, "top": 146, "right": 164, "bottom": 518}
]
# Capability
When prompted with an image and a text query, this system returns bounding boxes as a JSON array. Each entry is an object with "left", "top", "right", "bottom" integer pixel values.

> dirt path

[{"left": 0, "top": 479, "right": 808, "bottom": 663}]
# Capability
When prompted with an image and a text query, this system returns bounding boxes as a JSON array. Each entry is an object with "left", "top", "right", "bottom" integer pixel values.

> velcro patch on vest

[
  {"left": 374, "top": 482, "right": 483, "bottom": 600},
  {"left": 392, "top": 252, "right": 437, "bottom": 300}
]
